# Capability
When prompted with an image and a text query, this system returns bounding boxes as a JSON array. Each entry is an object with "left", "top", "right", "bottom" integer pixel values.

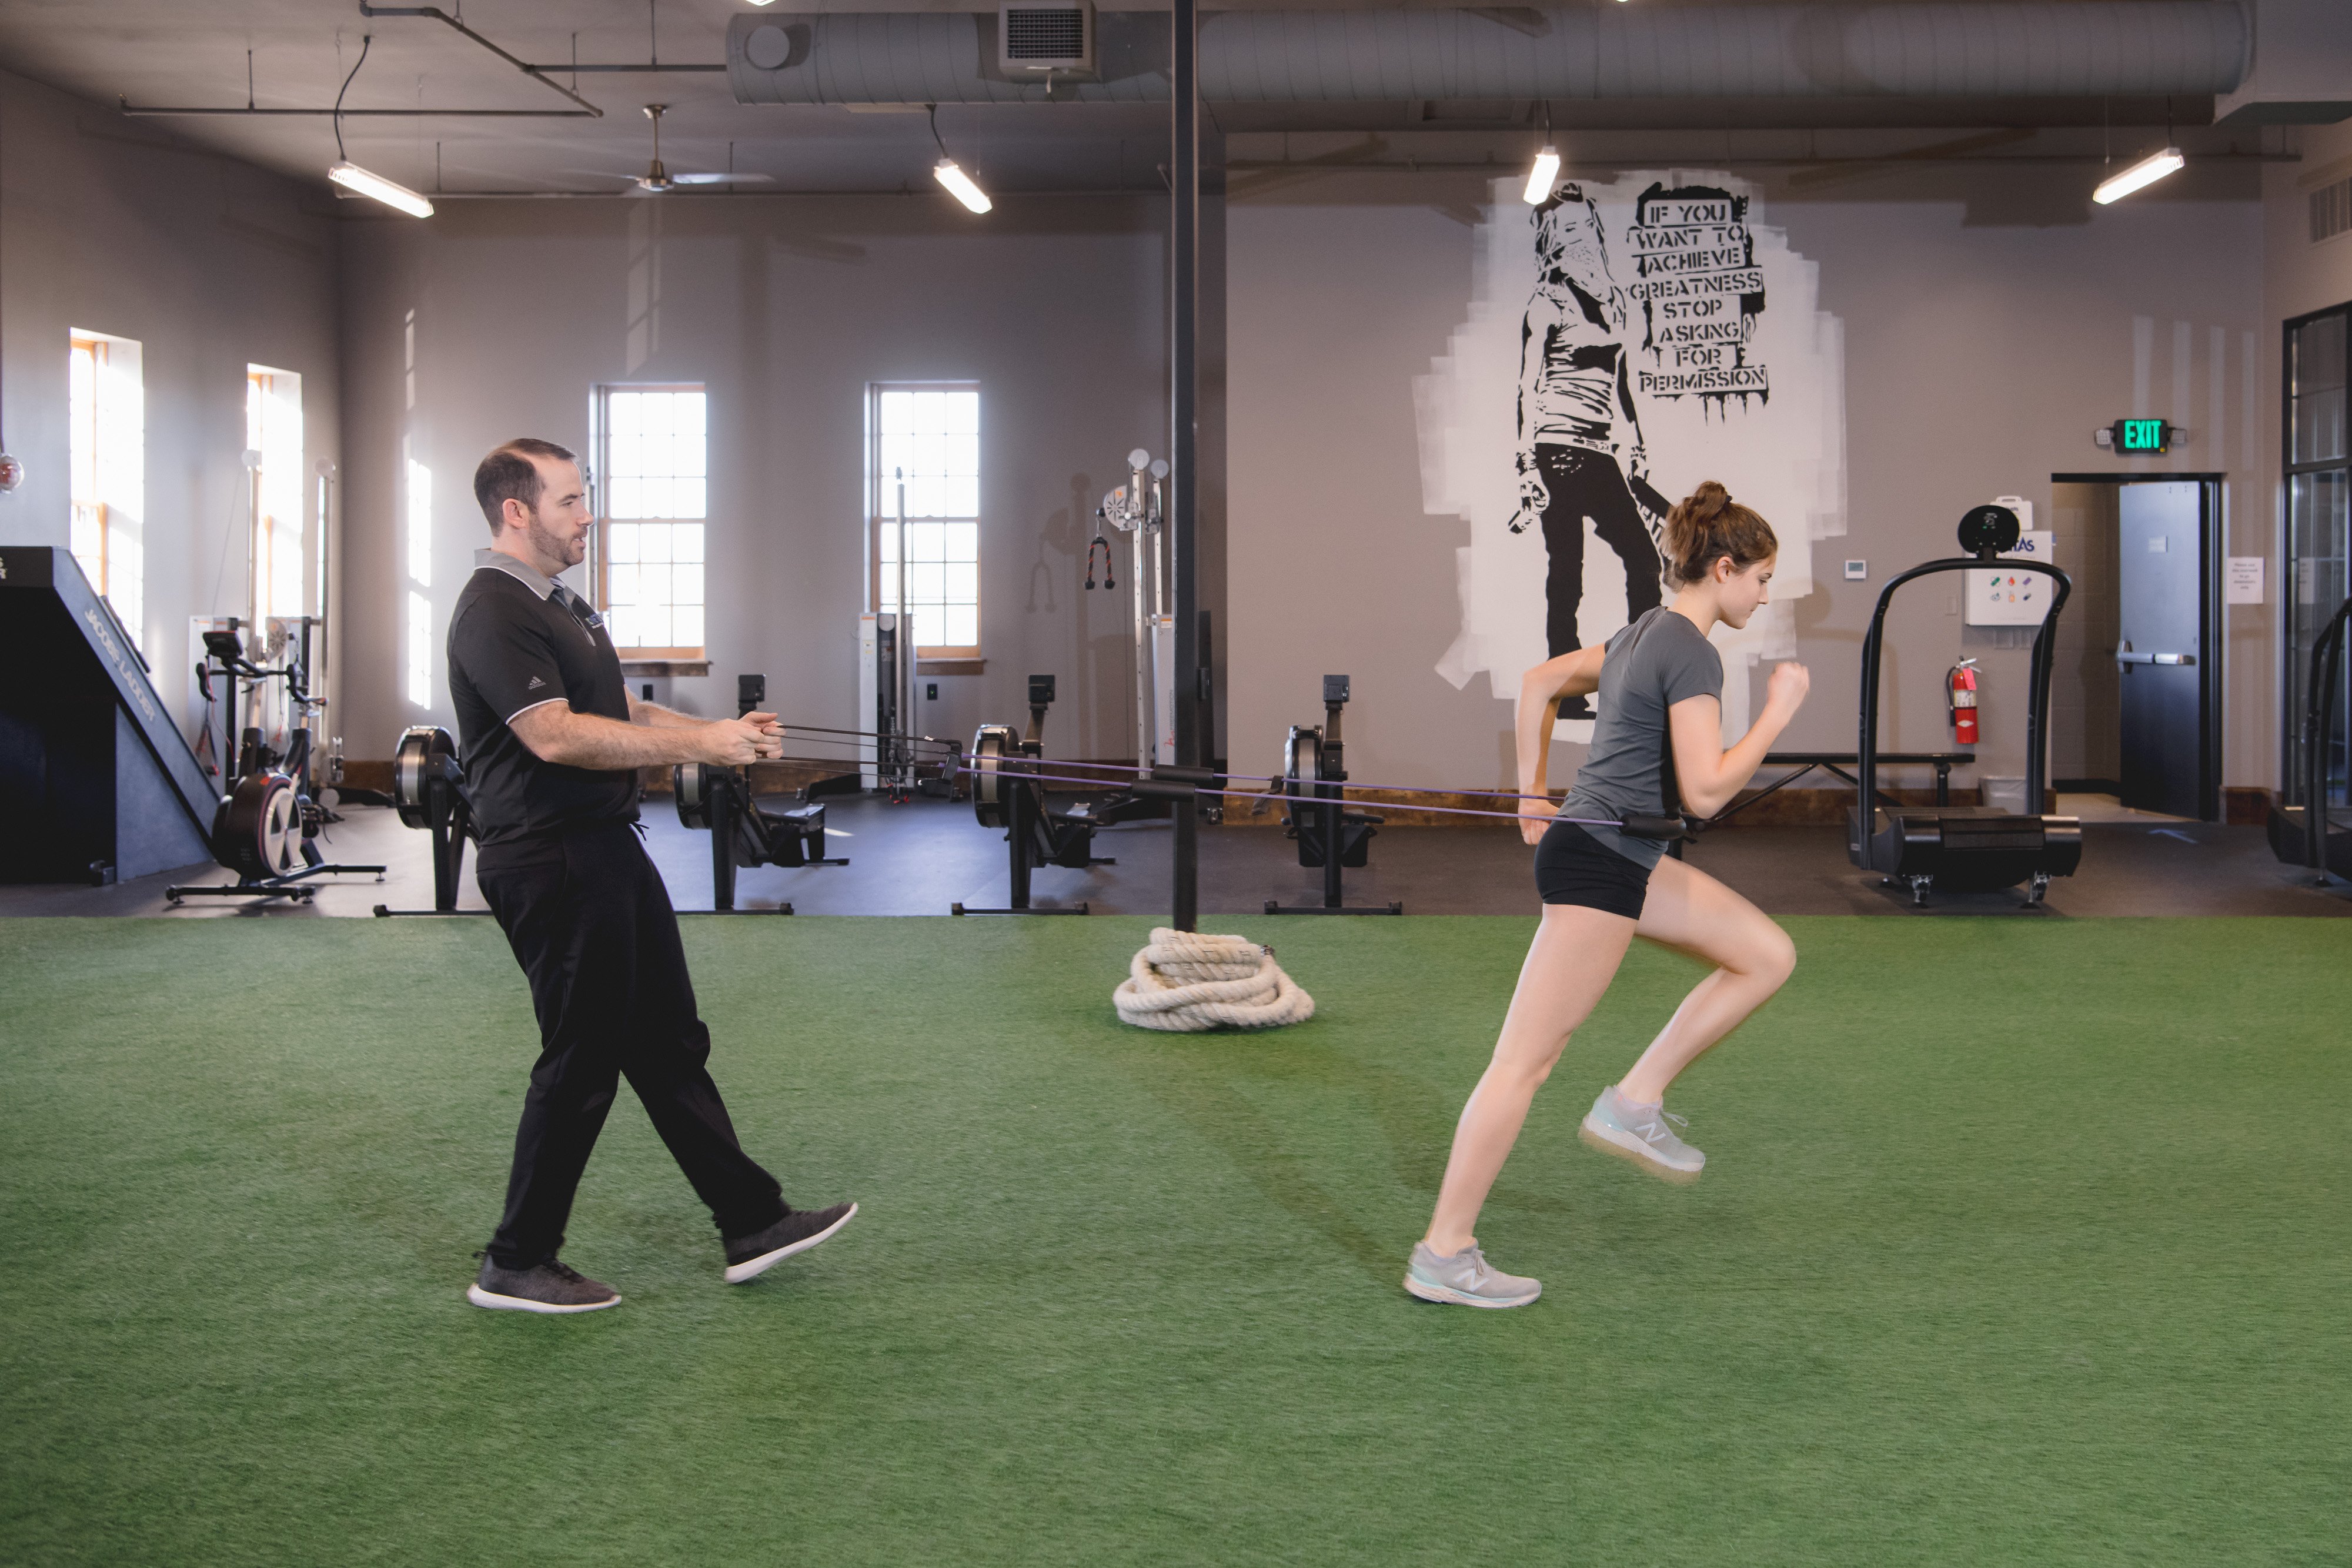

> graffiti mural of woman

[{"left": 1511, "top": 182, "right": 1668, "bottom": 712}]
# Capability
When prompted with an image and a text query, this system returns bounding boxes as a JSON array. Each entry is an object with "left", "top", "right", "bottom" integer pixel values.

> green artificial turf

[{"left": 2, "top": 915, "right": 2347, "bottom": 1565}]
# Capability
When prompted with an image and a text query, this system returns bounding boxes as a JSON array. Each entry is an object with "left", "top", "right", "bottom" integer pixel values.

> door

[{"left": 2116, "top": 482, "right": 2207, "bottom": 817}]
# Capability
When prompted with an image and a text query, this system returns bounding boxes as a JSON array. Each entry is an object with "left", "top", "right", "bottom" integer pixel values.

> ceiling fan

[{"left": 628, "top": 105, "right": 771, "bottom": 193}]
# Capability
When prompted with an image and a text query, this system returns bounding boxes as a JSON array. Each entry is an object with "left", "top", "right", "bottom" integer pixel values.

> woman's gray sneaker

[
  {"left": 1402, "top": 1242, "right": 1542, "bottom": 1309},
  {"left": 466, "top": 1256, "right": 621, "bottom": 1313},
  {"left": 1579, "top": 1085, "right": 1705, "bottom": 1183}
]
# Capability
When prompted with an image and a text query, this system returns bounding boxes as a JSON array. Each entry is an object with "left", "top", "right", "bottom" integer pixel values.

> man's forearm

[
  {"left": 626, "top": 696, "right": 703, "bottom": 729},
  {"left": 529, "top": 708, "right": 706, "bottom": 770}
]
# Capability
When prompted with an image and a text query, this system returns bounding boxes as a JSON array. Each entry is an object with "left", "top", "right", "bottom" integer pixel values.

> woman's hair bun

[{"left": 1661, "top": 479, "right": 1776, "bottom": 587}]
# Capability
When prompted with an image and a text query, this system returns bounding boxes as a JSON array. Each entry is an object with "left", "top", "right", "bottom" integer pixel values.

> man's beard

[{"left": 526, "top": 510, "right": 585, "bottom": 571}]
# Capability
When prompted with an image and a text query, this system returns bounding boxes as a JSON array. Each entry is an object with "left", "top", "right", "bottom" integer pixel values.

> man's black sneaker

[
  {"left": 466, "top": 1256, "right": 622, "bottom": 1314},
  {"left": 723, "top": 1202, "right": 858, "bottom": 1284}
]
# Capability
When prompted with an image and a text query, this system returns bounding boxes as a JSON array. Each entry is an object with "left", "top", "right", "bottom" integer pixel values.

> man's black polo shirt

[{"left": 447, "top": 550, "right": 639, "bottom": 846}]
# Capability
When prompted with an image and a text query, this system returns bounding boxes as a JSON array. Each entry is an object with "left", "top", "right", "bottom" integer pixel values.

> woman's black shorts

[{"left": 1533, "top": 818, "right": 1651, "bottom": 918}]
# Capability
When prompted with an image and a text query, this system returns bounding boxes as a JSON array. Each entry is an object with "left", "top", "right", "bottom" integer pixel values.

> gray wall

[
  {"left": 338, "top": 193, "right": 1176, "bottom": 766},
  {"left": 0, "top": 68, "right": 340, "bottom": 744},
  {"left": 1228, "top": 164, "right": 2269, "bottom": 800}
]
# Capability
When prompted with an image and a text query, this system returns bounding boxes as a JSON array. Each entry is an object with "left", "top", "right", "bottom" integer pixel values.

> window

[
  {"left": 68, "top": 332, "right": 145, "bottom": 648},
  {"left": 870, "top": 385, "right": 981, "bottom": 658},
  {"left": 406, "top": 590, "right": 433, "bottom": 709},
  {"left": 594, "top": 386, "right": 706, "bottom": 658},
  {"left": 246, "top": 367, "right": 305, "bottom": 627},
  {"left": 402, "top": 433, "right": 433, "bottom": 707}
]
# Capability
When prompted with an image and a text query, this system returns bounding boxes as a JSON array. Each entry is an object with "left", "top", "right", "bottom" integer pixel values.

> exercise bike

[
  {"left": 1267, "top": 674, "right": 1400, "bottom": 915},
  {"left": 953, "top": 674, "right": 1130, "bottom": 915},
  {"left": 166, "top": 622, "right": 385, "bottom": 906},
  {"left": 672, "top": 674, "right": 854, "bottom": 912}
]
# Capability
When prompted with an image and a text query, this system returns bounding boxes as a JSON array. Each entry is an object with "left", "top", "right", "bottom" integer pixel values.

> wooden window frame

[{"left": 868, "top": 381, "right": 983, "bottom": 662}]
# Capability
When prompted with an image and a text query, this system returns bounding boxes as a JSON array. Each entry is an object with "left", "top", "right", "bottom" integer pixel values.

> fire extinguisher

[{"left": 1947, "top": 657, "right": 1980, "bottom": 747}]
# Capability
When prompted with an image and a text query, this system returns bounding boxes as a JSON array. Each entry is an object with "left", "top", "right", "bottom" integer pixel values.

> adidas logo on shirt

[{"left": 527, "top": 676, "right": 546, "bottom": 690}]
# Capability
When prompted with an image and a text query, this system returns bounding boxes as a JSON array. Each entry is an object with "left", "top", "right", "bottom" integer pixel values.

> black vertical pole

[{"left": 1170, "top": 0, "right": 1201, "bottom": 932}]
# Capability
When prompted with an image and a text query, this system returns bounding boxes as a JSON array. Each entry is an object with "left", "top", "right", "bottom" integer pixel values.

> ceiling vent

[{"left": 999, "top": 2, "right": 1094, "bottom": 78}]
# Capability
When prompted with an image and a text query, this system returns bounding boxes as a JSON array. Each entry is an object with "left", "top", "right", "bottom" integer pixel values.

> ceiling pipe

[{"left": 728, "top": 2, "right": 2250, "bottom": 106}]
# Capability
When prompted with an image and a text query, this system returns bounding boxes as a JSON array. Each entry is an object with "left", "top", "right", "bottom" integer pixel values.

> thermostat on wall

[{"left": 1843, "top": 560, "right": 1867, "bottom": 580}]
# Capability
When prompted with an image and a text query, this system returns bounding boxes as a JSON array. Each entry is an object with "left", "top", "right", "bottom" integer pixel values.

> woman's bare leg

[
  {"left": 1615, "top": 855, "right": 1797, "bottom": 1105},
  {"left": 1423, "top": 904, "right": 1638, "bottom": 1256}
]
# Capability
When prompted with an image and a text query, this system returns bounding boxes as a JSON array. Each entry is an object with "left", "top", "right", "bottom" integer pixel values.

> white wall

[
  {"left": 336, "top": 193, "right": 1175, "bottom": 767},
  {"left": 1228, "top": 163, "right": 2269, "bottom": 800},
  {"left": 0, "top": 69, "right": 340, "bottom": 742}
]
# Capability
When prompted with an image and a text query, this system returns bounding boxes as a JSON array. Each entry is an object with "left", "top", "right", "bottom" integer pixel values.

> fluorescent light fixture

[
  {"left": 1523, "top": 144, "right": 1561, "bottom": 204},
  {"left": 328, "top": 160, "right": 435, "bottom": 218},
  {"left": 933, "top": 158, "right": 993, "bottom": 214},
  {"left": 2093, "top": 146, "right": 2184, "bottom": 205}
]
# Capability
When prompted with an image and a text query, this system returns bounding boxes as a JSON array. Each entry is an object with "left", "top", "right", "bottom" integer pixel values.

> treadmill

[
  {"left": 2266, "top": 591, "right": 2352, "bottom": 880},
  {"left": 1849, "top": 504, "right": 2082, "bottom": 906}
]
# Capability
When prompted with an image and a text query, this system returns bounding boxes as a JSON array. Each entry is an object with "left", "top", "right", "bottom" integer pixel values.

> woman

[{"left": 1405, "top": 482, "right": 1809, "bottom": 1309}]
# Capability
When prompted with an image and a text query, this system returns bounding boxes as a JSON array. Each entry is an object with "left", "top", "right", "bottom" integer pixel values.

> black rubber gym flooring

[{"left": 4, "top": 794, "right": 2346, "bottom": 919}]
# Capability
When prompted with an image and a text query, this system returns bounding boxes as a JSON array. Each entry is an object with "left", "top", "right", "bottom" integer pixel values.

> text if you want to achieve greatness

[{"left": 1626, "top": 185, "right": 1768, "bottom": 404}]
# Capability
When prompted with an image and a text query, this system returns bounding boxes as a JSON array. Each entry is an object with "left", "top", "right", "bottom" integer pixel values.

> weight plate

[
  {"left": 971, "top": 725, "right": 1017, "bottom": 828},
  {"left": 393, "top": 726, "right": 458, "bottom": 830}
]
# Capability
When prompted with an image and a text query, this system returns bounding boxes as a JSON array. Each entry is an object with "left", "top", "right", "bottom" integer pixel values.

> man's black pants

[
  {"left": 477, "top": 821, "right": 786, "bottom": 1269},
  {"left": 1535, "top": 443, "right": 1664, "bottom": 657}
]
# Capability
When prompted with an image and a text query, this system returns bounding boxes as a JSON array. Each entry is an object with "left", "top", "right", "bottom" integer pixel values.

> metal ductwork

[{"left": 729, "top": 3, "right": 2250, "bottom": 106}]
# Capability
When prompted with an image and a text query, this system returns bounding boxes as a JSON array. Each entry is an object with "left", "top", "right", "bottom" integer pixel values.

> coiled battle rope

[{"left": 1112, "top": 929, "right": 1315, "bottom": 1032}]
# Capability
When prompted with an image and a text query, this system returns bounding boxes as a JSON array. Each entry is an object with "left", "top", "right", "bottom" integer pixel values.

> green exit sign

[{"left": 2111, "top": 418, "right": 2173, "bottom": 453}]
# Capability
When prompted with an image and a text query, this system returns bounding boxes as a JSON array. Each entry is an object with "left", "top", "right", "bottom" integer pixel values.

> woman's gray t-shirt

[{"left": 1559, "top": 608, "right": 1724, "bottom": 869}]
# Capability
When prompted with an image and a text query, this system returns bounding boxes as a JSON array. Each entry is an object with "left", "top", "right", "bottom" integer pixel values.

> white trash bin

[{"left": 1981, "top": 775, "right": 2028, "bottom": 815}]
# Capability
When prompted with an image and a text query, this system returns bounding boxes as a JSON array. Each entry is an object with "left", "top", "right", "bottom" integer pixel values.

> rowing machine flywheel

[
  {"left": 971, "top": 724, "right": 1017, "bottom": 828},
  {"left": 675, "top": 761, "right": 720, "bottom": 830},
  {"left": 393, "top": 726, "right": 459, "bottom": 829},
  {"left": 213, "top": 771, "right": 300, "bottom": 878},
  {"left": 1281, "top": 726, "right": 1322, "bottom": 794}
]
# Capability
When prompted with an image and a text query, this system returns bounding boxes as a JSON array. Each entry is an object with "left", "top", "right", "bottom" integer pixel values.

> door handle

[{"left": 2114, "top": 644, "right": 2196, "bottom": 667}]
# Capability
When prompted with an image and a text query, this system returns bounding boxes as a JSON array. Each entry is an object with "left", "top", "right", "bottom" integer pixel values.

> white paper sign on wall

[
  {"left": 2226, "top": 556, "right": 2266, "bottom": 604},
  {"left": 1965, "top": 531, "right": 2056, "bottom": 626}
]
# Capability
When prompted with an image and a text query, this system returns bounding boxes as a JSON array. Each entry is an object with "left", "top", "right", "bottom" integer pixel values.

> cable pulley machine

[
  {"left": 1850, "top": 504, "right": 2082, "bottom": 905},
  {"left": 1267, "top": 674, "right": 1400, "bottom": 915},
  {"left": 1094, "top": 448, "right": 1174, "bottom": 773}
]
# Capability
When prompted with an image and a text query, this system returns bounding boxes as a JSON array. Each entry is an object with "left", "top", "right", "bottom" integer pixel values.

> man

[
  {"left": 450, "top": 437, "right": 853, "bottom": 1313},
  {"left": 1510, "top": 182, "right": 1666, "bottom": 712}
]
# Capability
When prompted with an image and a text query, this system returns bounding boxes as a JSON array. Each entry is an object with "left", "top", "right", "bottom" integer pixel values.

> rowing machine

[
  {"left": 369, "top": 725, "right": 489, "bottom": 917},
  {"left": 1267, "top": 675, "right": 1400, "bottom": 915},
  {"left": 671, "top": 675, "right": 852, "bottom": 912},
  {"left": 953, "top": 675, "right": 1117, "bottom": 915}
]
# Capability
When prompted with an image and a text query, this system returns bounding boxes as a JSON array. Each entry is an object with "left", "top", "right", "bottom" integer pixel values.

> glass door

[{"left": 2285, "top": 306, "right": 2350, "bottom": 816}]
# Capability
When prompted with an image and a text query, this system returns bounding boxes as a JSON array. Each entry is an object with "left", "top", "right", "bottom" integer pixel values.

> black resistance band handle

[{"left": 1619, "top": 814, "right": 1692, "bottom": 842}]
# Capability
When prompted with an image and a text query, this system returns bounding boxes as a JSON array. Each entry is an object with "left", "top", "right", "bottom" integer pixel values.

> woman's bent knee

[{"left": 1753, "top": 925, "right": 1798, "bottom": 989}]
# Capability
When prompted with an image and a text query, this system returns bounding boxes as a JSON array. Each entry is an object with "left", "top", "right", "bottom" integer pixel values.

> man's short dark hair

[{"left": 474, "top": 438, "right": 579, "bottom": 531}]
